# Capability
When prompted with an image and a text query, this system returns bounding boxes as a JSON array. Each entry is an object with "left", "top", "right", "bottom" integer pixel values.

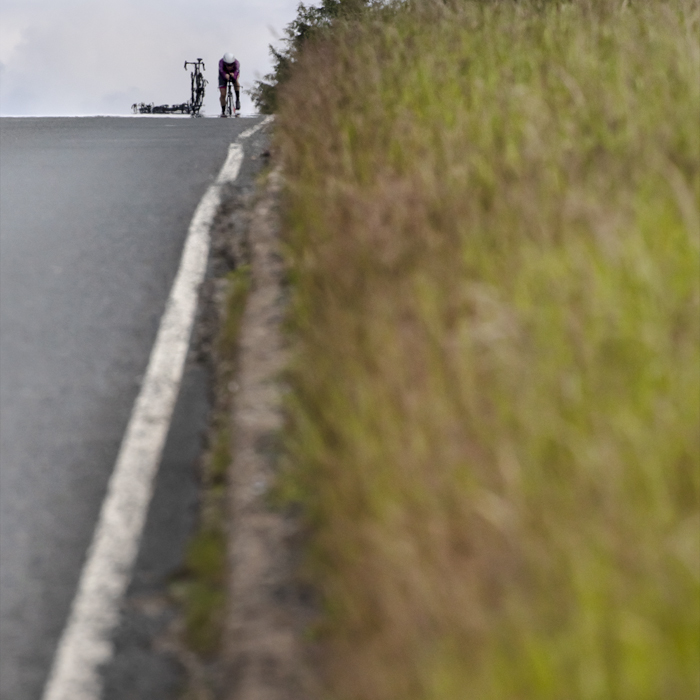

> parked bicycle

[
  {"left": 132, "top": 102, "right": 191, "bottom": 115},
  {"left": 184, "top": 59, "right": 207, "bottom": 117}
]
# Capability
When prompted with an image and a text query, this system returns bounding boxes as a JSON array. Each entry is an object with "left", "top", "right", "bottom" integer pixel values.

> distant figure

[{"left": 219, "top": 52, "right": 240, "bottom": 116}]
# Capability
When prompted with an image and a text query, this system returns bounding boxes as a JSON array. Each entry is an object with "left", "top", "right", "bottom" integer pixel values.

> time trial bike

[{"left": 224, "top": 77, "right": 239, "bottom": 118}]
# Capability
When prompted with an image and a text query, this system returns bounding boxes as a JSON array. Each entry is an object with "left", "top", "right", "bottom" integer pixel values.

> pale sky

[{"left": 0, "top": 0, "right": 301, "bottom": 116}]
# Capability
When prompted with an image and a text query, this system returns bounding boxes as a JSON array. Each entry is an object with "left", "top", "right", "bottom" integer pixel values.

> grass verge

[
  {"left": 275, "top": 1, "right": 700, "bottom": 698},
  {"left": 170, "top": 265, "right": 251, "bottom": 660}
]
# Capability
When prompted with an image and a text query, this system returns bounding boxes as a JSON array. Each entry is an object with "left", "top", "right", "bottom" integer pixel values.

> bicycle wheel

[
  {"left": 193, "top": 74, "right": 205, "bottom": 114},
  {"left": 226, "top": 83, "right": 233, "bottom": 117}
]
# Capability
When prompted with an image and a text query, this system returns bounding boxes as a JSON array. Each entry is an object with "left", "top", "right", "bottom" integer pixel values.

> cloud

[{"left": 0, "top": 0, "right": 299, "bottom": 115}]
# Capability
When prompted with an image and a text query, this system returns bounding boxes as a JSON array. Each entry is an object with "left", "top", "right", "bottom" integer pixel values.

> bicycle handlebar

[{"left": 184, "top": 59, "right": 206, "bottom": 71}]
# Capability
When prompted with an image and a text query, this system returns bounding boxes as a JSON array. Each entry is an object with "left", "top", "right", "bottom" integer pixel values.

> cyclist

[{"left": 219, "top": 52, "right": 240, "bottom": 116}]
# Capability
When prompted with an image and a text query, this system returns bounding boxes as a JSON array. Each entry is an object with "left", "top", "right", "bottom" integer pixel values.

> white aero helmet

[{"left": 223, "top": 52, "right": 236, "bottom": 64}]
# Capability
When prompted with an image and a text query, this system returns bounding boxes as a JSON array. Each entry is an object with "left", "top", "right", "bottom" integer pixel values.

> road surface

[{"left": 0, "top": 115, "right": 267, "bottom": 700}]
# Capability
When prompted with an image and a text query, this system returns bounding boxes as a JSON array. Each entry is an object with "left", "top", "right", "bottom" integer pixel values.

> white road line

[
  {"left": 239, "top": 114, "right": 274, "bottom": 140},
  {"left": 41, "top": 118, "right": 271, "bottom": 700}
]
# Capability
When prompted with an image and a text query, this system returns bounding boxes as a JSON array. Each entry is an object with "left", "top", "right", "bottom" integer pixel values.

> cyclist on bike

[{"left": 219, "top": 52, "right": 240, "bottom": 116}]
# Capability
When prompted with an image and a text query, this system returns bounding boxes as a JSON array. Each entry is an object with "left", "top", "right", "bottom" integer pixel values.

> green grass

[
  {"left": 172, "top": 265, "right": 251, "bottom": 658},
  {"left": 217, "top": 264, "right": 252, "bottom": 361},
  {"left": 275, "top": 0, "right": 700, "bottom": 698},
  {"left": 176, "top": 526, "right": 227, "bottom": 655}
]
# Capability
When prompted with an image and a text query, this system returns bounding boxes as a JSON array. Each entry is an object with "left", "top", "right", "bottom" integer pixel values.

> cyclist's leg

[
  {"left": 234, "top": 78, "right": 241, "bottom": 111},
  {"left": 219, "top": 86, "right": 226, "bottom": 115}
]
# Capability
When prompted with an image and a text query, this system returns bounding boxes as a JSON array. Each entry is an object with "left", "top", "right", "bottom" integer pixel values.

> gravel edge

[{"left": 222, "top": 167, "right": 315, "bottom": 700}]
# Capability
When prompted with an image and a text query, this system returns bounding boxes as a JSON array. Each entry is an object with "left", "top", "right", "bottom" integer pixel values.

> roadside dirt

[
  {"left": 182, "top": 161, "right": 316, "bottom": 700},
  {"left": 221, "top": 167, "right": 315, "bottom": 700}
]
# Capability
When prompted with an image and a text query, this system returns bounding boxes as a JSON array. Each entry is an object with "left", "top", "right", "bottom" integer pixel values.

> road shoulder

[{"left": 222, "top": 166, "right": 314, "bottom": 700}]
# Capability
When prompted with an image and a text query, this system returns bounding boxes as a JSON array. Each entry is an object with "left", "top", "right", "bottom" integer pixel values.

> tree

[{"left": 249, "top": 0, "right": 372, "bottom": 113}]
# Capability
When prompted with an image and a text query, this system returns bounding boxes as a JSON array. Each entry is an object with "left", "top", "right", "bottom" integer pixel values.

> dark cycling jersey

[{"left": 218, "top": 58, "right": 240, "bottom": 87}]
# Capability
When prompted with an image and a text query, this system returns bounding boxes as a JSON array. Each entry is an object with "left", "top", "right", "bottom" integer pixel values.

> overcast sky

[{"left": 0, "top": 0, "right": 301, "bottom": 116}]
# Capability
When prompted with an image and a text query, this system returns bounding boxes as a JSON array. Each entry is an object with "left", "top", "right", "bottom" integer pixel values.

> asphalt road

[{"left": 0, "top": 115, "right": 267, "bottom": 700}]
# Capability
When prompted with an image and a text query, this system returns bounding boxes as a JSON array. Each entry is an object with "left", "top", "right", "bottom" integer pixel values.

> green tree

[{"left": 250, "top": 0, "right": 372, "bottom": 113}]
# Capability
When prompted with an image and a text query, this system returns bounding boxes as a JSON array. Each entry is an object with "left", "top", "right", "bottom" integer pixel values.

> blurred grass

[{"left": 275, "top": 1, "right": 700, "bottom": 698}]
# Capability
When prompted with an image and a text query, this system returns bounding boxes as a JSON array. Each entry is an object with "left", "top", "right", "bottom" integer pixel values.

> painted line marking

[
  {"left": 41, "top": 115, "right": 272, "bottom": 700},
  {"left": 239, "top": 114, "right": 274, "bottom": 140}
]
